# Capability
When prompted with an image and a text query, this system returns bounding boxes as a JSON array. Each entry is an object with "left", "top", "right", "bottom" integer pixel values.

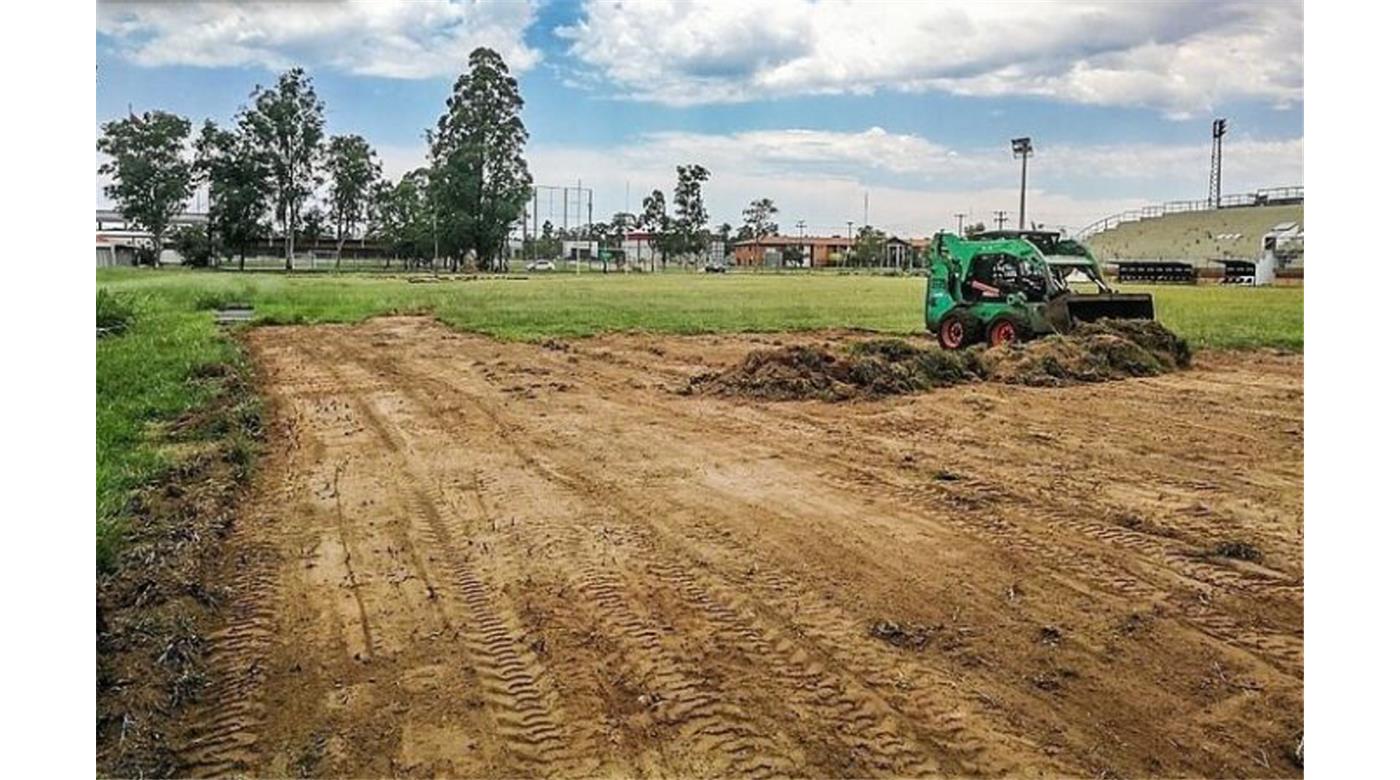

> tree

[
  {"left": 742, "top": 198, "right": 779, "bottom": 238},
  {"left": 781, "top": 244, "right": 805, "bottom": 267},
  {"left": 171, "top": 224, "right": 214, "bottom": 267},
  {"left": 607, "top": 212, "right": 636, "bottom": 272},
  {"left": 240, "top": 67, "right": 325, "bottom": 270},
  {"left": 97, "top": 111, "right": 194, "bottom": 265},
  {"left": 850, "top": 225, "right": 887, "bottom": 266},
  {"left": 429, "top": 47, "right": 533, "bottom": 271},
  {"left": 195, "top": 120, "right": 270, "bottom": 270},
  {"left": 535, "top": 219, "right": 563, "bottom": 259},
  {"left": 373, "top": 169, "right": 436, "bottom": 267},
  {"left": 641, "top": 189, "right": 669, "bottom": 270},
  {"left": 713, "top": 222, "right": 734, "bottom": 258},
  {"left": 325, "top": 134, "right": 382, "bottom": 267},
  {"left": 671, "top": 164, "right": 710, "bottom": 263},
  {"left": 965, "top": 221, "right": 986, "bottom": 238},
  {"left": 301, "top": 205, "right": 327, "bottom": 245}
]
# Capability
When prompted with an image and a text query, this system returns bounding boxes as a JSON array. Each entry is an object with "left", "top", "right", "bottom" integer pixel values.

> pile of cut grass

[
  {"left": 692, "top": 320, "right": 1192, "bottom": 400},
  {"left": 688, "top": 339, "right": 976, "bottom": 401}
]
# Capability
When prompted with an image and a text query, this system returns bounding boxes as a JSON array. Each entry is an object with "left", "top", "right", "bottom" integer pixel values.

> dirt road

[{"left": 181, "top": 317, "right": 1302, "bottom": 777}]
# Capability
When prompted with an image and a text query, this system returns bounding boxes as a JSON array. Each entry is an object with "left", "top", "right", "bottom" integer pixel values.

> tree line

[
  {"left": 99, "top": 45, "right": 912, "bottom": 273},
  {"left": 99, "top": 48, "right": 533, "bottom": 272}
]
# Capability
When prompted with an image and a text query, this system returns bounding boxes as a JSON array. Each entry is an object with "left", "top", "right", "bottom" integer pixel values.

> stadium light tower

[
  {"left": 1209, "top": 118, "right": 1228, "bottom": 208},
  {"left": 1011, "top": 137, "right": 1033, "bottom": 230}
]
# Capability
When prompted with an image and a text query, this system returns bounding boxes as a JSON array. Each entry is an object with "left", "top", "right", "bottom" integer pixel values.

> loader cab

[{"left": 963, "top": 252, "right": 1051, "bottom": 303}]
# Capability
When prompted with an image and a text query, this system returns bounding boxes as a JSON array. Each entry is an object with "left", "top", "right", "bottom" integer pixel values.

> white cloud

[
  {"left": 98, "top": 0, "right": 541, "bottom": 78},
  {"left": 558, "top": 1, "right": 1302, "bottom": 116},
  {"left": 523, "top": 128, "right": 1302, "bottom": 235}
]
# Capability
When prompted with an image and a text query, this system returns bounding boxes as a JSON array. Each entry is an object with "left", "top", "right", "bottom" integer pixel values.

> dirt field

[{"left": 180, "top": 317, "right": 1302, "bottom": 778}]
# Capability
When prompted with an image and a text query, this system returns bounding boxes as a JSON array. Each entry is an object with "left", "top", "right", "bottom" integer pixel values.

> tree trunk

[{"left": 284, "top": 210, "right": 293, "bottom": 272}]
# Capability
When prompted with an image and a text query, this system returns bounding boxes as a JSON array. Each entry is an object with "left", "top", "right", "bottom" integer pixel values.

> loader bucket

[{"left": 1063, "top": 293, "right": 1155, "bottom": 324}]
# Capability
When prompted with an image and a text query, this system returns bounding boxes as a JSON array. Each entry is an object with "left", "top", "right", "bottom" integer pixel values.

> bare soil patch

[{"left": 175, "top": 317, "right": 1301, "bottom": 777}]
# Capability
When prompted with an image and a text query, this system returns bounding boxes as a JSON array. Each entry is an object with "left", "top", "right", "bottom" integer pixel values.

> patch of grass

[
  {"left": 96, "top": 288, "right": 136, "bottom": 336},
  {"left": 1213, "top": 540, "right": 1264, "bottom": 562},
  {"left": 1123, "top": 284, "right": 1302, "bottom": 351},
  {"left": 96, "top": 286, "right": 247, "bottom": 571},
  {"left": 97, "top": 268, "right": 1303, "bottom": 349}
]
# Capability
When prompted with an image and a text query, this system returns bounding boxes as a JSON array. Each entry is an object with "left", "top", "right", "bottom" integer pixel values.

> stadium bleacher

[{"left": 1085, "top": 204, "right": 1303, "bottom": 266}]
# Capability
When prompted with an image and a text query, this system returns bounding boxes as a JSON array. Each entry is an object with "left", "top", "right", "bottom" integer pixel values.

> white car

[{"left": 525, "top": 259, "right": 556, "bottom": 272}]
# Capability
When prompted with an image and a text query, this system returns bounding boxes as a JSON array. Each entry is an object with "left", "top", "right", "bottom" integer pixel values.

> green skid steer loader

[{"left": 925, "top": 230, "right": 1155, "bottom": 349}]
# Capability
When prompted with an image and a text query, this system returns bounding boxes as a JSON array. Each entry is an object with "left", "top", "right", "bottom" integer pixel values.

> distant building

[
  {"left": 733, "top": 235, "right": 854, "bottom": 268},
  {"left": 96, "top": 232, "right": 145, "bottom": 267}
]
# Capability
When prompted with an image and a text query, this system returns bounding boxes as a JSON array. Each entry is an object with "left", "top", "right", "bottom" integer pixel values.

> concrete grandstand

[{"left": 1080, "top": 187, "right": 1302, "bottom": 281}]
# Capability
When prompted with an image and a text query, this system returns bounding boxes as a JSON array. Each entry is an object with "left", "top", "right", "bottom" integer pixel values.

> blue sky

[{"left": 97, "top": 0, "right": 1303, "bottom": 234}]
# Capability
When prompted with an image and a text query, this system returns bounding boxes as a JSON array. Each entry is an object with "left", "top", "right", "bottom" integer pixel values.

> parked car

[
  {"left": 525, "top": 259, "right": 556, "bottom": 272},
  {"left": 703, "top": 259, "right": 729, "bottom": 273}
]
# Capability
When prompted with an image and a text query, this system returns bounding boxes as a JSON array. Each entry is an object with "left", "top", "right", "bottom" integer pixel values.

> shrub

[
  {"left": 171, "top": 225, "right": 215, "bottom": 267},
  {"left": 96, "top": 289, "right": 136, "bottom": 337}
]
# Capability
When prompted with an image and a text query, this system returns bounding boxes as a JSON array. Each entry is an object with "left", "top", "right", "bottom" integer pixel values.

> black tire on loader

[{"left": 937, "top": 310, "right": 980, "bottom": 350}]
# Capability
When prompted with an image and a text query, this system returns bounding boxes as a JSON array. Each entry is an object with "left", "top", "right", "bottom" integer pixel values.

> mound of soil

[
  {"left": 694, "top": 320, "right": 1191, "bottom": 399},
  {"left": 689, "top": 339, "right": 975, "bottom": 401}
]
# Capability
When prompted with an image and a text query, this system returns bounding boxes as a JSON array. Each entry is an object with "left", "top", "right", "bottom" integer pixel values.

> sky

[{"left": 95, "top": 0, "right": 1304, "bottom": 236}]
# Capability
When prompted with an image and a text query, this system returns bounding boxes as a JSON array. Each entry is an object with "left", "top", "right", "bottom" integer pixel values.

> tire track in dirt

[
  {"left": 464, "top": 337, "right": 1303, "bottom": 681},
  {"left": 834, "top": 466, "right": 1303, "bottom": 676},
  {"left": 177, "top": 508, "right": 282, "bottom": 775},
  {"left": 306, "top": 345, "right": 581, "bottom": 774},
  {"left": 378, "top": 346, "right": 1059, "bottom": 777},
  {"left": 225, "top": 320, "right": 1300, "bottom": 777},
  {"left": 348, "top": 349, "right": 823, "bottom": 778},
  {"left": 437, "top": 327, "right": 1302, "bottom": 772},
  {"left": 512, "top": 341, "right": 1303, "bottom": 604},
  {"left": 689, "top": 396, "right": 1301, "bottom": 604}
]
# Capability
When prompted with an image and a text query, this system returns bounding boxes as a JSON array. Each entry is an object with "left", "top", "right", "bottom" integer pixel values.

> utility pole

[
  {"left": 954, "top": 212, "right": 967, "bottom": 237},
  {"left": 993, "top": 210, "right": 1008, "bottom": 230},
  {"left": 863, "top": 192, "right": 869, "bottom": 226},
  {"left": 796, "top": 220, "right": 806, "bottom": 268},
  {"left": 1011, "top": 136, "right": 1033, "bottom": 230}
]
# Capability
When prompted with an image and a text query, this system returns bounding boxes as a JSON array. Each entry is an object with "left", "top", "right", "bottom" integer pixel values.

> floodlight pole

[
  {"left": 1209, "top": 118, "right": 1227, "bottom": 208},
  {"left": 1012, "top": 137, "right": 1033, "bottom": 230},
  {"left": 1019, "top": 154, "right": 1028, "bottom": 229}
]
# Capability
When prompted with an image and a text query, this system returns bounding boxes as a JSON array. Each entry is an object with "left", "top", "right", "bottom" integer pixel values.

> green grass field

[
  {"left": 96, "top": 267, "right": 1301, "bottom": 567},
  {"left": 98, "top": 267, "right": 1302, "bottom": 346}
]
